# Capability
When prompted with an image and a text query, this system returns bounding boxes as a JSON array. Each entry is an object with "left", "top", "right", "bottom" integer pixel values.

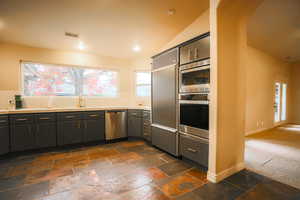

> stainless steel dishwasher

[{"left": 105, "top": 110, "right": 127, "bottom": 140}]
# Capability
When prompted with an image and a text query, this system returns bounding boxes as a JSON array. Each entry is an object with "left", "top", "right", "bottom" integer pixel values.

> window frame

[
  {"left": 20, "top": 60, "right": 120, "bottom": 98},
  {"left": 135, "top": 70, "right": 151, "bottom": 97}
]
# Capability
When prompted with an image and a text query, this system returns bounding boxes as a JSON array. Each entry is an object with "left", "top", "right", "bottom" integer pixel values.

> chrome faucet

[{"left": 78, "top": 95, "right": 85, "bottom": 107}]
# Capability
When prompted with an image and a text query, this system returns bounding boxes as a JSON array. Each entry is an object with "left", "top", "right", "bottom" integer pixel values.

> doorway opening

[
  {"left": 274, "top": 82, "right": 287, "bottom": 124},
  {"left": 244, "top": 0, "right": 300, "bottom": 189}
]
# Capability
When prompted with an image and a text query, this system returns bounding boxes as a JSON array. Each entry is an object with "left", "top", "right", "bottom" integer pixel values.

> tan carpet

[{"left": 245, "top": 124, "right": 300, "bottom": 189}]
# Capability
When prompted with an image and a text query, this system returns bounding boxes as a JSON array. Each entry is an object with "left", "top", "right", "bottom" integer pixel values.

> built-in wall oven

[
  {"left": 179, "top": 93, "right": 209, "bottom": 139},
  {"left": 179, "top": 59, "right": 210, "bottom": 93}
]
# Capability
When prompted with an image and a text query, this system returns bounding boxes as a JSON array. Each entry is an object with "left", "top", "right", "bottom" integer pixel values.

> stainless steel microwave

[{"left": 179, "top": 59, "right": 210, "bottom": 93}]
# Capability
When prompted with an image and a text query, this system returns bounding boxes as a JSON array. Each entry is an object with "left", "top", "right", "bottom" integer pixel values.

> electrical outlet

[
  {"left": 261, "top": 121, "right": 264, "bottom": 127},
  {"left": 257, "top": 122, "right": 260, "bottom": 127}
]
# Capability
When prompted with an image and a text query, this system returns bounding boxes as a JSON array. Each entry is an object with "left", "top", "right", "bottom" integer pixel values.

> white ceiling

[
  {"left": 0, "top": 0, "right": 208, "bottom": 59},
  {"left": 247, "top": 0, "right": 300, "bottom": 62}
]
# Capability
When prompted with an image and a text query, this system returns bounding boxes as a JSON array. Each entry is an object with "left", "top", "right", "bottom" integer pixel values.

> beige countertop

[{"left": 0, "top": 106, "right": 151, "bottom": 115}]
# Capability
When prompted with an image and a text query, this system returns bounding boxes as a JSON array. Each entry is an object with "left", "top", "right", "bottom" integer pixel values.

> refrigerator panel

[{"left": 152, "top": 65, "right": 177, "bottom": 129}]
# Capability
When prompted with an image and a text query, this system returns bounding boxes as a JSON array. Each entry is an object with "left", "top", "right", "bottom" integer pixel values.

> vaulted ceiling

[
  {"left": 0, "top": 0, "right": 209, "bottom": 59},
  {"left": 247, "top": 0, "right": 300, "bottom": 62}
]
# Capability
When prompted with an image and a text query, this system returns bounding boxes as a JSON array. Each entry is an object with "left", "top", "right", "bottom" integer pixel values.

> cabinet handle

[
  {"left": 88, "top": 114, "right": 98, "bottom": 117},
  {"left": 39, "top": 117, "right": 50, "bottom": 120},
  {"left": 77, "top": 121, "right": 81, "bottom": 129},
  {"left": 187, "top": 148, "right": 197, "bottom": 153},
  {"left": 0, "top": 120, "right": 7, "bottom": 123},
  {"left": 66, "top": 115, "right": 75, "bottom": 119},
  {"left": 188, "top": 49, "right": 191, "bottom": 60},
  {"left": 16, "top": 118, "right": 28, "bottom": 121}
]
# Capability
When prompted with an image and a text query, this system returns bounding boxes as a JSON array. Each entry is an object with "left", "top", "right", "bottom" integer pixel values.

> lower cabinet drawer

[
  {"left": 57, "top": 112, "right": 82, "bottom": 121},
  {"left": 10, "top": 114, "right": 34, "bottom": 124},
  {"left": 152, "top": 126, "right": 177, "bottom": 156},
  {"left": 0, "top": 115, "right": 9, "bottom": 126},
  {"left": 180, "top": 134, "right": 209, "bottom": 167},
  {"left": 128, "top": 110, "right": 143, "bottom": 118},
  {"left": 83, "top": 111, "right": 105, "bottom": 120},
  {"left": 36, "top": 113, "right": 56, "bottom": 123}
]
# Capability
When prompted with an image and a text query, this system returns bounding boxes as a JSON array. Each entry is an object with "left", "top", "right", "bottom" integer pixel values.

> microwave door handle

[{"left": 181, "top": 66, "right": 210, "bottom": 74}]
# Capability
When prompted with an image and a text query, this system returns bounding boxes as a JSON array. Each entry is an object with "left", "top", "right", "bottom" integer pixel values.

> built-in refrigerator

[{"left": 151, "top": 48, "right": 179, "bottom": 156}]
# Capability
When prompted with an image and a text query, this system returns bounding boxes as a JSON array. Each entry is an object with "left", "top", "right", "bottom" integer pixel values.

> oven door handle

[
  {"left": 181, "top": 66, "right": 210, "bottom": 74},
  {"left": 179, "top": 100, "right": 209, "bottom": 105}
]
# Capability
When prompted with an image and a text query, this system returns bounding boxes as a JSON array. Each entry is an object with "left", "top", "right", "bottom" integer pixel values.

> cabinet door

[
  {"left": 152, "top": 48, "right": 178, "bottom": 70},
  {"left": 36, "top": 123, "right": 57, "bottom": 148},
  {"left": 128, "top": 116, "right": 142, "bottom": 137},
  {"left": 84, "top": 119, "right": 105, "bottom": 142},
  {"left": 180, "top": 134, "right": 208, "bottom": 167},
  {"left": 152, "top": 126, "right": 177, "bottom": 156},
  {"left": 0, "top": 126, "right": 9, "bottom": 155},
  {"left": 10, "top": 124, "right": 35, "bottom": 152},
  {"left": 57, "top": 120, "right": 83, "bottom": 146}
]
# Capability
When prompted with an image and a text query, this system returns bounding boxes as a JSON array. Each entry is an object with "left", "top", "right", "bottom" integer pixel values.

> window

[
  {"left": 136, "top": 71, "right": 151, "bottom": 97},
  {"left": 82, "top": 69, "right": 117, "bottom": 97},
  {"left": 22, "top": 62, "right": 118, "bottom": 97}
]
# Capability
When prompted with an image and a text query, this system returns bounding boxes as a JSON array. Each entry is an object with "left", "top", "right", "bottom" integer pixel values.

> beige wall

[
  {"left": 0, "top": 42, "right": 151, "bottom": 108},
  {"left": 290, "top": 62, "right": 300, "bottom": 124},
  {"left": 245, "top": 45, "right": 292, "bottom": 135},
  {"left": 159, "top": 9, "right": 209, "bottom": 52},
  {"left": 208, "top": 0, "right": 263, "bottom": 183}
]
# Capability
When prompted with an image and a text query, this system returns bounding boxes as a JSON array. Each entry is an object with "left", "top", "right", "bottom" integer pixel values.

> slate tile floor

[{"left": 0, "top": 140, "right": 299, "bottom": 200}]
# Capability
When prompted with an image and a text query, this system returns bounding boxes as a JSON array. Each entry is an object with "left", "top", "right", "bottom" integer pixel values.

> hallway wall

[
  {"left": 245, "top": 45, "right": 292, "bottom": 135},
  {"left": 290, "top": 62, "right": 300, "bottom": 124},
  {"left": 159, "top": 9, "right": 209, "bottom": 52}
]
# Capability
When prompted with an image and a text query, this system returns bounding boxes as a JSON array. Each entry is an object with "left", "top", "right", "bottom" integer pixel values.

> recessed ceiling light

[
  {"left": 132, "top": 45, "right": 141, "bottom": 52},
  {"left": 167, "top": 9, "right": 176, "bottom": 16},
  {"left": 78, "top": 41, "right": 85, "bottom": 50}
]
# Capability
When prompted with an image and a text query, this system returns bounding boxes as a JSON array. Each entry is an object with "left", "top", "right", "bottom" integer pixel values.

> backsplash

[{"left": 0, "top": 90, "right": 150, "bottom": 109}]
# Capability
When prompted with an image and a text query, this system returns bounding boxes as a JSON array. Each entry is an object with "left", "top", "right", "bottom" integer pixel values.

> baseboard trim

[
  {"left": 207, "top": 162, "right": 245, "bottom": 183},
  {"left": 245, "top": 127, "right": 270, "bottom": 136}
]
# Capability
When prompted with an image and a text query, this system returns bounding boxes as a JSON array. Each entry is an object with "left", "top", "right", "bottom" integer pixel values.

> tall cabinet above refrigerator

[{"left": 151, "top": 48, "right": 179, "bottom": 156}]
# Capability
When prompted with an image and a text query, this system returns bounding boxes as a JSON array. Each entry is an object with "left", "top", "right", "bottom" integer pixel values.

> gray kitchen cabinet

[
  {"left": 84, "top": 119, "right": 105, "bottom": 142},
  {"left": 142, "top": 110, "right": 151, "bottom": 142},
  {"left": 152, "top": 48, "right": 178, "bottom": 70},
  {"left": 180, "top": 34, "right": 210, "bottom": 65},
  {"left": 57, "top": 112, "right": 84, "bottom": 146},
  {"left": 152, "top": 125, "right": 177, "bottom": 156},
  {"left": 83, "top": 111, "right": 105, "bottom": 142},
  {"left": 0, "top": 115, "right": 9, "bottom": 155},
  {"left": 180, "top": 134, "right": 209, "bottom": 167},
  {"left": 128, "top": 110, "right": 142, "bottom": 137},
  {"left": 35, "top": 113, "right": 57, "bottom": 148},
  {"left": 10, "top": 114, "right": 35, "bottom": 152},
  {"left": 57, "top": 120, "right": 83, "bottom": 146},
  {"left": 36, "top": 123, "right": 57, "bottom": 148}
]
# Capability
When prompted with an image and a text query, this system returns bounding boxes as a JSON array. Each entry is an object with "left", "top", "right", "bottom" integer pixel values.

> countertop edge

[{"left": 0, "top": 106, "right": 151, "bottom": 115}]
